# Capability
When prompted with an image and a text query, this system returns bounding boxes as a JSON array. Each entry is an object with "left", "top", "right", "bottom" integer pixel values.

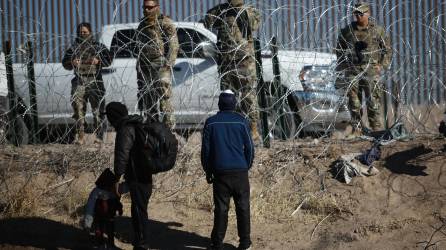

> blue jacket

[{"left": 201, "top": 111, "right": 254, "bottom": 174}]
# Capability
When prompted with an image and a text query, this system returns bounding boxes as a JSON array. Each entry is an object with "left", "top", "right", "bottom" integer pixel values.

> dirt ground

[{"left": 1, "top": 131, "right": 446, "bottom": 250}]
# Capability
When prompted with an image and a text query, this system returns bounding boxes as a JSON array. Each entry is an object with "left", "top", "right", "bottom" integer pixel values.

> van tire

[
  {"left": 40, "top": 124, "right": 76, "bottom": 144},
  {"left": 265, "top": 94, "right": 302, "bottom": 140}
]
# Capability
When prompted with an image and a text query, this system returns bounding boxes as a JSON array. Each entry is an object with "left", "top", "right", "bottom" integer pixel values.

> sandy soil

[{"left": 1, "top": 132, "right": 446, "bottom": 250}]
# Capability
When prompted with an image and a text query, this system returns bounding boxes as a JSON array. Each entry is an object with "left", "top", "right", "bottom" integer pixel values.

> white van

[
  {"left": 0, "top": 52, "right": 9, "bottom": 143},
  {"left": 9, "top": 22, "right": 350, "bottom": 143}
]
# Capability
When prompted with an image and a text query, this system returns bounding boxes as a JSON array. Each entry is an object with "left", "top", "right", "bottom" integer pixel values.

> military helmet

[
  {"left": 228, "top": 0, "right": 244, "bottom": 7},
  {"left": 353, "top": 2, "right": 370, "bottom": 13}
]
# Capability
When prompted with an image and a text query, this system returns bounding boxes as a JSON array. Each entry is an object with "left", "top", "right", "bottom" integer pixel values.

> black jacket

[
  {"left": 114, "top": 115, "right": 152, "bottom": 184},
  {"left": 62, "top": 38, "right": 112, "bottom": 86}
]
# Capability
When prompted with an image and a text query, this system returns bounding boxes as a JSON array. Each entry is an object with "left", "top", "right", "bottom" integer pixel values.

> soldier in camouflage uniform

[
  {"left": 204, "top": 0, "right": 261, "bottom": 140},
  {"left": 135, "top": 0, "right": 179, "bottom": 128},
  {"left": 335, "top": 2, "right": 392, "bottom": 134},
  {"left": 62, "top": 23, "right": 112, "bottom": 144}
]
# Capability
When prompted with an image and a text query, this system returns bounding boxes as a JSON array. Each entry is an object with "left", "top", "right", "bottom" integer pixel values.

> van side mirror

[{"left": 197, "top": 41, "right": 216, "bottom": 58}]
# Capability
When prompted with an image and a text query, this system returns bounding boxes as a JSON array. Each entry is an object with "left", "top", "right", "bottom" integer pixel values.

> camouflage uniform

[
  {"left": 336, "top": 14, "right": 392, "bottom": 131},
  {"left": 204, "top": 2, "right": 261, "bottom": 129},
  {"left": 62, "top": 37, "right": 112, "bottom": 140},
  {"left": 135, "top": 14, "right": 179, "bottom": 128}
]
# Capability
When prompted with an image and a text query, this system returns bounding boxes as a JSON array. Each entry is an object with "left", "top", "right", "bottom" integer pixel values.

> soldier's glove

[
  {"left": 206, "top": 173, "right": 214, "bottom": 184},
  {"left": 354, "top": 41, "right": 368, "bottom": 63},
  {"left": 354, "top": 41, "right": 368, "bottom": 51}
]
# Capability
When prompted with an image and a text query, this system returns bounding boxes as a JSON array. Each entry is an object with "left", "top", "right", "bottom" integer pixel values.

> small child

[{"left": 83, "top": 168, "right": 127, "bottom": 248}]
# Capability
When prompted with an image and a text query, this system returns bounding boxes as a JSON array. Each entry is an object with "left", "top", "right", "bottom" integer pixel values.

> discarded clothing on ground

[
  {"left": 332, "top": 153, "right": 379, "bottom": 184},
  {"left": 362, "top": 122, "right": 410, "bottom": 144},
  {"left": 356, "top": 142, "right": 381, "bottom": 166}
]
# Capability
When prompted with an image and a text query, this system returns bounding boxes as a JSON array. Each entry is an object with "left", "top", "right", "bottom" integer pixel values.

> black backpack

[{"left": 134, "top": 120, "right": 178, "bottom": 174}]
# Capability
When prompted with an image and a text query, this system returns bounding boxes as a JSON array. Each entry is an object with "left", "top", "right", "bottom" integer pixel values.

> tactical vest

[
  {"left": 73, "top": 38, "right": 99, "bottom": 75},
  {"left": 216, "top": 6, "right": 254, "bottom": 61},
  {"left": 340, "top": 22, "right": 387, "bottom": 67},
  {"left": 137, "top": 15, "right": 168, "bottom": 66}
]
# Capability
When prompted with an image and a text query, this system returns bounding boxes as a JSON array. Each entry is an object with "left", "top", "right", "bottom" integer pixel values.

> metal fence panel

[{"left": 0, "top": 0, "right": 444, "bottom": 104}]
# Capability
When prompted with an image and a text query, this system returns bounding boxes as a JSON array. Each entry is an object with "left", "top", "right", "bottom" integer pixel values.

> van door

[
  {"left": 174, "top": 27, "right": 219, "bottom": 125},
  {"left": 101, "top": 29, "right": 139, "bottom": 112}
]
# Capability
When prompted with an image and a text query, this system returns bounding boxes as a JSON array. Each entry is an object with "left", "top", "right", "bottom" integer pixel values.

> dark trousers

[
  {"left": 129, "top": 182, "right": 152, "bottom": 249},
  {"left": 211, "top": 171, "right": 251, "bottom": 249}
]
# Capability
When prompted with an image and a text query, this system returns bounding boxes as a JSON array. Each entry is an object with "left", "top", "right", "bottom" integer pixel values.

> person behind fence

[
  {"left": 83, "top": 168, "right": 127, "bottom": 248},
  {"left": 134, "top": 0, "right": 179, "bottom": 129},
  {"left": 62, "top": 22, "right": 112, "bottom": 144},
  {"left": 204, "top": 0, "right": 261, "bottom": 141},
  {"left": 335, "top": 1, "right": 392, "bottom": 136},
  {"left": 201, "top": 90, "right": 254, "bottom": 250}
]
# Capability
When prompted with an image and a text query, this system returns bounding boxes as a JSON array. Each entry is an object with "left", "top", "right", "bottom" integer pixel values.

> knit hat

[
  {"left": 105, "top": 102, "right": 128, "bottom": 127},
  {"left": 218, "top": 89, "right": 237, "bottom": 111}
]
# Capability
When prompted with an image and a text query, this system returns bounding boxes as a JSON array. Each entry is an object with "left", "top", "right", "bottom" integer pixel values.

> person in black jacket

[
  {"left": 201, "top": 90, "right": 254, "bottom": 250},
  {"left": 105, "top": 102, "right": 152, "bottom": 250},
  {"left": 62, "top": 22, "right": 112, "bottom": 144}
]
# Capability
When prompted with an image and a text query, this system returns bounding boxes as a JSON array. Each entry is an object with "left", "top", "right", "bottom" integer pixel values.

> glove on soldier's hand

[
  {"left": 354, "top": 41, "right": 368, "bottom": 64},
  {"left": 206, "top": 173, "right": 214, "bottom": 184}
]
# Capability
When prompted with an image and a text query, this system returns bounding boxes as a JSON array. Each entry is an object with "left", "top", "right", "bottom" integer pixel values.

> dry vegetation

[{"left": 0, "top": 133, "right": 446, "bottom": 249}]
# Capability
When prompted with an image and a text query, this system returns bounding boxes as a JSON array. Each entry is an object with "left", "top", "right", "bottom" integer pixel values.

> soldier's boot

[
  {"left": 250, "top": 122, "right": 260, "bottom": 143},
  {"left": 346, "top": 124, "right": 363, "bottom": 139},
  {"left": 371, "top": 116, "right": 382, "bottom": 131},
  {"left": 94, "top": 130, "right": 104, "bottom": 144},
  {"left": 352, "top": 128, "right": 363, "bottom": 137},
  {"left": 371, "top": 125, "right": 381, "bottom": 132},
  {"left": 75, "top": 131, "right": 85, "bottom": 145},
  {"left": 94, "top": 137, "right": 103, "bottom": 144}
]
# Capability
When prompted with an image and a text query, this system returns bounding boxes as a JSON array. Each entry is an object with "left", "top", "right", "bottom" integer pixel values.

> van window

[
  {"left": 110, "top": 29, "right": 137, "bottom": 58},
  {"left": 110, "top": 28, "right": 211, "bottom": 59},
  {"left": 177, "top": 28, "right": 210, "bottom": 58}
]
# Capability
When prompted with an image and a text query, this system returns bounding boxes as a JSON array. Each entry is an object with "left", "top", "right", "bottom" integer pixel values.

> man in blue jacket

[{"left": 201, "top": 89, "right": 254, "bottom": 250}]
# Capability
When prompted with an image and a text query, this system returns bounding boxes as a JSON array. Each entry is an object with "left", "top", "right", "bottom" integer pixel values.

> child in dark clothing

[{"left": 83, "top": 168, "right": 127, "bottom": 248}]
